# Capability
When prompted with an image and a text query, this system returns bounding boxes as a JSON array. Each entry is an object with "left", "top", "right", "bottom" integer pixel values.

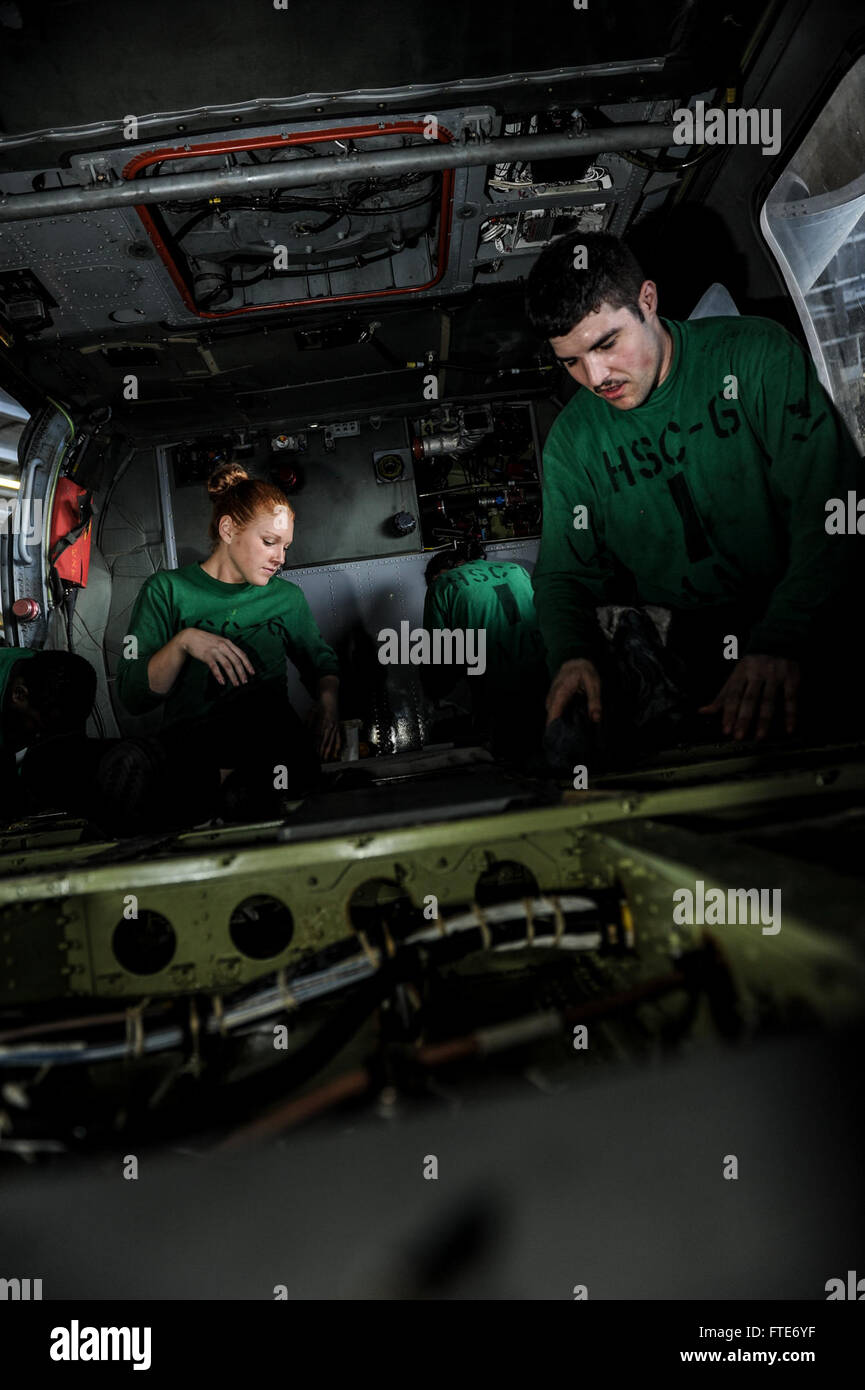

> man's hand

[
  {"left": 546, "top": 658, "right": 603, "bottom": 726},
  {"left": 699, "top": 653, "right": 800, "bottom": 741}
]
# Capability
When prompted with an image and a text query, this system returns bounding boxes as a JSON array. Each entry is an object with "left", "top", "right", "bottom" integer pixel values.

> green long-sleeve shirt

[
  {"left": 422, "top": 559, "right": 547, "bottom": 703},
  {"left": 533, "top": 315, "right": 863, "bottom": 672},
  {"left": 116, "top": 563, "right": 339, "bottom": 725}
]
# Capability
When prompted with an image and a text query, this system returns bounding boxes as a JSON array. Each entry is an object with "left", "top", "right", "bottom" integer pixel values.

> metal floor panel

[{"left": 276, "top": 766, "right": 557, "bottom": 842}]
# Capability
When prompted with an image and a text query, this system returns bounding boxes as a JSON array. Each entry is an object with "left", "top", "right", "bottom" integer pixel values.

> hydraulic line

[
  {"left": 416, "top": 969, "right": 687, "bottom": 1066},
  {"left": 218, "top": 1068, "right": 372, "bottom": 1149},
  {"left": 217, "top": 967, "right": 690, "bottom": 1146}
]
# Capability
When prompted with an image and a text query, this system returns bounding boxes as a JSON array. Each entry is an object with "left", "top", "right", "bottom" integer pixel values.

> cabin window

[{"left": 760, "top": 55, "right": 865, "bottom": 454}]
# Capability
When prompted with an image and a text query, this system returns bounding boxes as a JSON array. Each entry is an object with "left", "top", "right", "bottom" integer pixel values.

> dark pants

[
  {"left": 0, "top": 649, "right": 99, "bottom": 821},
  {"left": 13, "top": 681, "right": 322, "bottom": 835},
  {"left": 7, "top": 730, "right": 110, "bottom": 822},
  {"left": 479, "top": 671, "right": 549, "bottom": 769},
  {"left": 153, "top": 679, "right": 321, "bottom": 827}
]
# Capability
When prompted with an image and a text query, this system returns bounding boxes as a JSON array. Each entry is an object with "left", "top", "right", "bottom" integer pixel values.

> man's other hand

[
  {"left": 546, "top": 658, "right": 603, "bottom": 727},
  {"left": 699, "top": 653, "right": 801, "bottom": 741}
]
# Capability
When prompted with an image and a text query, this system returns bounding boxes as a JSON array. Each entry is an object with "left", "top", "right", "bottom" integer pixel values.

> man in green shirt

[
  {"left": 422, "top": 551, "right": 548, "bottom": 762},
  {"left": 525, "top": 231, "right": 863, "bottom": 766}
]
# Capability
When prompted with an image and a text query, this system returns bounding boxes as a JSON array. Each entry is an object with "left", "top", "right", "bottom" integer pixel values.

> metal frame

[
  {"left": 154, "top": 445, "right": 178, "bottom": 569},
  {"left": 0, "top": 406, "right": 71, "bottom": 648},
  {"left": 0, "top": 59, "right": 668, "bottom": 155},
  {"left": 119, "top": 122, "right": 458, "bottom": 318},
  {"left": 0, "top": 124, "right": 674, "bottom": 224}
]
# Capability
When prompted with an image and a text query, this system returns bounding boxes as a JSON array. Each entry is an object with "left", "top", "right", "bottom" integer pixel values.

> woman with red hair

[{"left": 109, "top": 463, "right": 340, "bottom": 830}]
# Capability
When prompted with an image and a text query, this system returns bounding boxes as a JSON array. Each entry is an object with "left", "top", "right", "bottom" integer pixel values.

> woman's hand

[
  {"left": 310, "top": 703, "right": 341, "bottom": 760},
  {"left": 177, "top": 628, "right": 256, "bottom": 687},
  {"left": 310, "top": 676, "right": 341, "bottom": 760}
]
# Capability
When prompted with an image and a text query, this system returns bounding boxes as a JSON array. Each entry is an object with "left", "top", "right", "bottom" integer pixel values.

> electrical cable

[
  {"left": 224, "top": 245, "right": 397, "bottom": 289},
  {"left": 0, "top": 897, "right": 602, "bottom": 1067},
  {"left": 169, "top": 178, "right": 436, "bottom": 241}
]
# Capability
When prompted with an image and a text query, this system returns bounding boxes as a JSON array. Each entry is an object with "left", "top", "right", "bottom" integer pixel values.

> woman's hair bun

[{"left": 207, "top": 462, "right": 249, "bottom": 499}]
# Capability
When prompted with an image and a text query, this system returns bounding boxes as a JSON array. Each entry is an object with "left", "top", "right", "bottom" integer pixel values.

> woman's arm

[
  {"left": 146, "top": 631, "right": 188, "bottom": 696},
  {"left": 280, "top": 585, "right": 342, "bottom": 758},
  {"left": 147, "top": 629, "right": 255, "bottom": 696},
  {"left": 313, "top": 673, "right": 341, "bottom": 760},
  {"left": 117, "top": 574, "right": 260, "bottom": 715}
]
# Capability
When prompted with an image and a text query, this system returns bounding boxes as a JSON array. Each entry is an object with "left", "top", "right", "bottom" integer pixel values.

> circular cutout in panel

[
  {"left": 473, "top": 861, "right": 539, "bottom": 908},
  {"left": 229, "top": 895, "right": 294, "bottom": 961},
  {"left": 347, "top": 878, "right": 413, "bottom": 935},
  {"left": 112, "top": 911, "right": 177, "bottom": 976}
]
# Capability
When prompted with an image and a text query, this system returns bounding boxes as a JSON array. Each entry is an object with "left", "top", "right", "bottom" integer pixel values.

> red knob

[{"left": 12, "top": 597, "right": 40, "bottom": 621}]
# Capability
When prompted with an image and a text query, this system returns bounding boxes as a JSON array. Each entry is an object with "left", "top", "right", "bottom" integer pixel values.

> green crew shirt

[
  {"left": 533, "top": 315, "right": 863, "bottom": 672},
  {"left": 0, "top": 646, "right": 35, "bottom": 753},
  {"left": 422, "top": 559, "right": 547, "bottom": 701},
  {"left": 116, "top": 563, "right": 339, "bottom": 725}
]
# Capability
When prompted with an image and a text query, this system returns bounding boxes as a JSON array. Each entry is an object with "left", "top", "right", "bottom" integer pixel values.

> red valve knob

[{"left": 12, "top": 597, "right": 40, "bottom": 621}]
